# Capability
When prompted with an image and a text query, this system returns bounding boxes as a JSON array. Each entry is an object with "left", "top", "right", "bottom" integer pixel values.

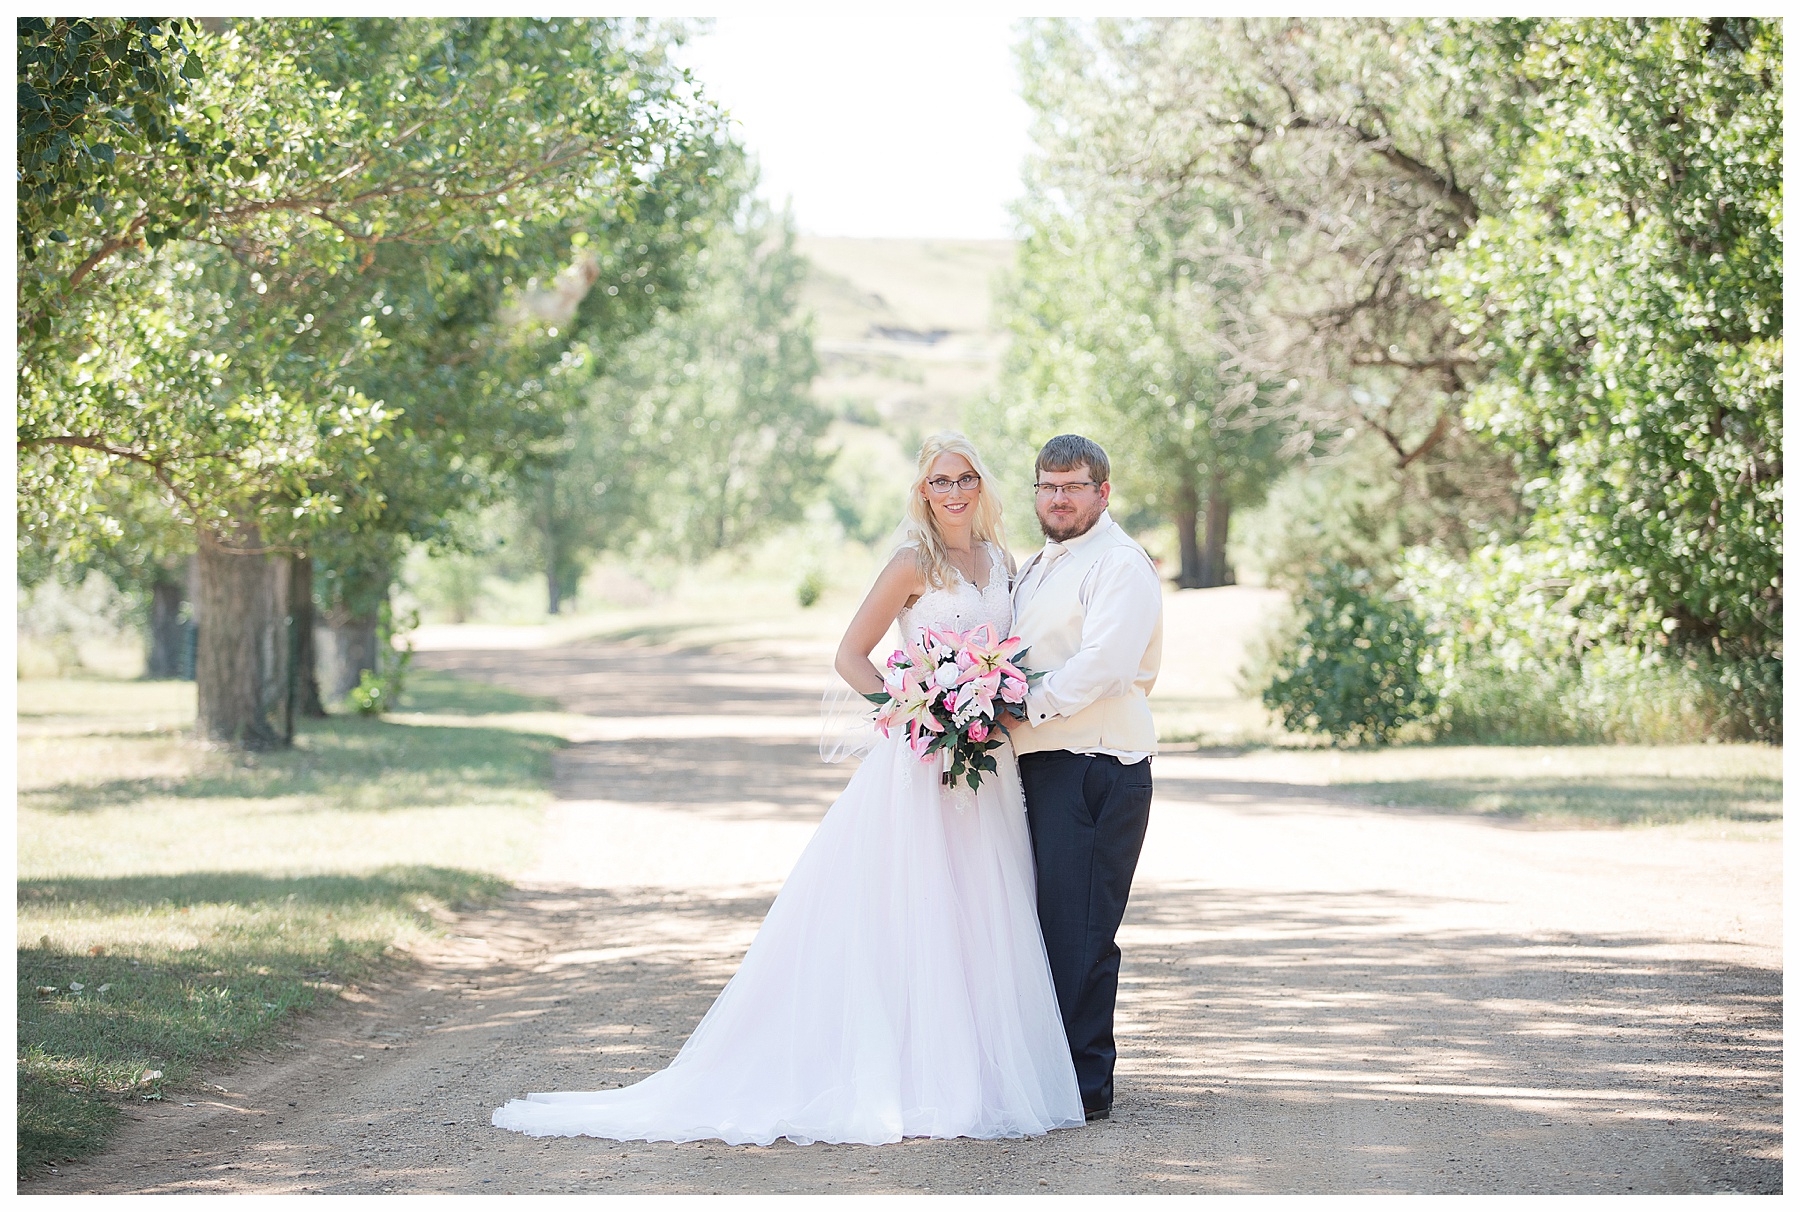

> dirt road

[{"left": 35, "top": 632, "right": 1781, "bottom": 1195}]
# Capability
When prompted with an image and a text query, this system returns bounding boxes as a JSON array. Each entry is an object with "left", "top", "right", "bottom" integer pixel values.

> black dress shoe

[{"left": 1084, "top": 1107, "right": 1110, "bottom": 1122}]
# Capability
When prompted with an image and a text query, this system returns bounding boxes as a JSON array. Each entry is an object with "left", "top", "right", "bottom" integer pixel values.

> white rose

[{"left": 934, "top": 661, "right": 960, "bottom": 690}]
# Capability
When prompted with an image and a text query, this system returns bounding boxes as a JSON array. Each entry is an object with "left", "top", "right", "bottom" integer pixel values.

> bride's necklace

[{"left": 945, "top": 544, "right": 983, "bottom": 588}]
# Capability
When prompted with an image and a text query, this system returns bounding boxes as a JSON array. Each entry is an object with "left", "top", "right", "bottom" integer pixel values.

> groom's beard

[{"left": 1037, "top": 497, "right": 1105, "bottom": 542}]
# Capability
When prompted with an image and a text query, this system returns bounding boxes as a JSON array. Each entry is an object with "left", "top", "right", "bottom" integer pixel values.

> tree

[
  {"left": 1004, "top": 20, "right": 1304, "bottom": 586},
  {"left": 627, "top": 199, "right": 826, "bottom": 559},
  {"left": 1008, "top": 20, "right": 1533, "bottom": 577},
  {"left": 504, "top": 194, "right": 826, "bottom": 610},
  {"left": 17, "top": 472, "right": 197, "bottom": 679},
  {"left": 1436, "top": 18, "right": 1782, "bottom": 656},
  {"left": 17, "top": 17, "right": 727, "bottom": 745},
  {"left": 17, "top": 18, "right": 209, "bottom": 274},
  {"left": 301, "top": 126, "right": 733, "bottom": 684}
]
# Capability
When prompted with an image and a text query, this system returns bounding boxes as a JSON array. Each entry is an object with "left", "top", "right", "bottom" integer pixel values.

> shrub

[
  {"left": 1401, "top": 544, "right": 1781, "bottom": 745},
  {"left": 796, "top": 570, "right": 825, "bottom": 608},
  {"left": 1261, "top": 563, "right": 1438, "bottom": 744},
  {"left": 349, "top": 600, "right": 415, "bottom": 716}
]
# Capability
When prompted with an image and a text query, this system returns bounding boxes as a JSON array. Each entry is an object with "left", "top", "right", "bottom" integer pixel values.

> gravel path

[{"left": 35, "top": 636, "right": 1781, "bottom": 1195}]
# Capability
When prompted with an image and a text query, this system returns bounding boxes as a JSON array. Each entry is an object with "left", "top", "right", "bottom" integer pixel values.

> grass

[
  {"left": 1183, "top": 742, "right": 1783, "bottom": 831},
  {"left": 15, "top": 672, "right": 562, "bottom": 1179},
  {"left": 1337, "top": 771, "right": 1781, "bottom": 827}
]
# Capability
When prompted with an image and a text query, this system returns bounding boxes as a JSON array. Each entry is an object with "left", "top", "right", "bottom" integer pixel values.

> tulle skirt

[{"left": 490, "top": 735, "right": 1084, "bottom": 1146}]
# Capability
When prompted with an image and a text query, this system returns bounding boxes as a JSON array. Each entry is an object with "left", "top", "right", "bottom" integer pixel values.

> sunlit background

[{"left": 681, "top": 13, "right": 1032, "bottom": 239}]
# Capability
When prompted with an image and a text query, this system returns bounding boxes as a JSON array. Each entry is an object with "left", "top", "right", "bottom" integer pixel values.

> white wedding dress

[{"left": 491, "top": 544, "right": 1084, "bottom": 1145}]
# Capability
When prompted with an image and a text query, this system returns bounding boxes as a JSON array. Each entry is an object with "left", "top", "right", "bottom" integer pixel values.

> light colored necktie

[{"left": 1020, "top": 542, "right": 1067, "bottom": 604}]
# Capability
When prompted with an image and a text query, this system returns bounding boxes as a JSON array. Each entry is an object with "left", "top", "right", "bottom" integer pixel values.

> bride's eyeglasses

[{"left": 926, "top": 473, "right": 982, "bottom": 494}]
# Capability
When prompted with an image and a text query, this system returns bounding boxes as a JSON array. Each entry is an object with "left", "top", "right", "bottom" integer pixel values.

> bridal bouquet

[{"left": 864, "top": 623, "right": 1039, "bottom": 792}]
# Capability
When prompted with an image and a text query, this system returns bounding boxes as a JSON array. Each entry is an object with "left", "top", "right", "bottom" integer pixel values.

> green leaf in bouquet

[
  {"left": 861, "top": 691, "right": 891, "bottom": 705},
  {"left": 975, "top": 753, "right": 998, "bottom": 774}
]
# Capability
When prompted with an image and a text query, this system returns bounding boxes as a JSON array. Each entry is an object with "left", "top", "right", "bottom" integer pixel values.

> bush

[
  {"left": 349, "top": 600, "right": 415, "bottom": 716},
  {"left": 16, "top": 571, "right": 144, "bottom": 679},
  {"left": 1261, "top": 563, "right": 1438, "bottom": 744},
  {"left": 796, "top": 570, "right": 825, "bottom": 608},
  {"left": 1709, "top": 653, "right": 1782, "bottom": 744},
  {"left": 1253, "top": 541, "right": 1782, "bottom": 748},
  {"left": 1401, "top": 544, "right": 1781, "bottom": 745}
]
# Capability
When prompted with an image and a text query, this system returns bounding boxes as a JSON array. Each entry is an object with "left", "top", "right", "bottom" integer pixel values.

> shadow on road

[
  {"left": 420, "top": 647, "right": 823, "bottom": 721},
  {"left": 1115, "top": 881, "right": 1780, "bottom": 1190}
]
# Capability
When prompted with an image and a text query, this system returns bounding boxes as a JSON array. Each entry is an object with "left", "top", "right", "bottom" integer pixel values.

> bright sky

[{"left": 678, "top": 14, "right": 1033, "bottom": 240}]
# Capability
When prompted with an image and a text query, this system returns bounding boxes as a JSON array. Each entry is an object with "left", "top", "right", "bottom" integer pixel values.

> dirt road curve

[{"left": 35, "top": 639, "right": 1781, "bottom": 1195}]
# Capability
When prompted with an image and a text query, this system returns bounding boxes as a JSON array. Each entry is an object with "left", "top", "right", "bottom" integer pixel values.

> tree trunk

[
  {"left": 1173, "top": 473, "right": 1204, "bottom": 589},
  {"left": 322, "top": 606, "right": 381, "bottom": 702},
  {"left": 1199, "top": 470, "right": 1234, "bottom": 589},
  {"left": 291, "top": 555, "right": 326, "bottom": 718},
  {"left": 546, "top": 559, "right": 562, "bottom": 616},
  {"left": 195, "top": 520, "right": 294, "bottom": 749},
  {"left": 145, "top": 571, "right": 186, "bottom": 679}
]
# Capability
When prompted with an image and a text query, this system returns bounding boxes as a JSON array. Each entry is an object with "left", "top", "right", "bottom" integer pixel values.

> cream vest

[{"left": 1009, "top": 521, "right": 1162, "bottom": 757}]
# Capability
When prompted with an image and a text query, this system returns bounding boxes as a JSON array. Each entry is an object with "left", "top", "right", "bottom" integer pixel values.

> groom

[{"left": 1007, "top": 434, "right": 1163, "bottom": 1124}]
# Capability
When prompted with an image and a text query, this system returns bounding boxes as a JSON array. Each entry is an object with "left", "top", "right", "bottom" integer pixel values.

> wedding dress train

[{"left": 491, "top": 547, "right": 1083, "bottom": 1145}]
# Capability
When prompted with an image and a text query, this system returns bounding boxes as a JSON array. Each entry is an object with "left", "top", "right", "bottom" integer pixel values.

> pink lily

[
  {"left": 908, "top": 710, "right": 945, "bottom": 756},
  {"left": 957, "top": 624, "right": 1027, "bottom": 684},
  {"left": 922, "top": 627, "right": 963, "bottom": 665},
  {"left": 882, "top": 676, "right": 941, "bottom": 753},
  {"left": 953, "top": 670, "right": 1001, "bottom": 718}
]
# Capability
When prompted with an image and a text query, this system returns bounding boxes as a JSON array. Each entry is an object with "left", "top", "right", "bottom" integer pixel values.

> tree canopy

[
  {"left": 1003, "top": 16, "right": 1780, "bottom": 665},
  {"left": 1437, "top": 18, "right": 1782, "bottom": 653},
  {"left": 18, "top": 17, "right": 728, "bottom": 560}
]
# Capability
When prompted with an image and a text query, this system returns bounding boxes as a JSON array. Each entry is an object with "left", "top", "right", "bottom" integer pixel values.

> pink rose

[{"left": 968, "top": 720, "right": 990, "bottom": 743}]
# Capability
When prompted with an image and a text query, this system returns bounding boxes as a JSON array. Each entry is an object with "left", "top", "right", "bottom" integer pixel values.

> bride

[{"left": 491, "top": 432, "right": 1084, "bottom": 1146}]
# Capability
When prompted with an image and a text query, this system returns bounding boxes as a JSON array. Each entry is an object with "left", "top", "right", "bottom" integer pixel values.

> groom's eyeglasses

[
  {"left": 1034, "top": 481, "right": 1099, "bottom": 498},
  {"left": 926, "top": 473, "right": 982, "bottom": 494}
]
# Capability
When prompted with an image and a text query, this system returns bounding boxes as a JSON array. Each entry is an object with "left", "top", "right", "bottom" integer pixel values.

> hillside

[{"left": 797, "top": 237, "right": 1015, "bottom": 435}]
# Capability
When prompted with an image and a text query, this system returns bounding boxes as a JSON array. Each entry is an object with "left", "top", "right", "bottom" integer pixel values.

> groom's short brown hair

[{"left": 1035, "top": 434, "right": 1110, "bottom": 485}]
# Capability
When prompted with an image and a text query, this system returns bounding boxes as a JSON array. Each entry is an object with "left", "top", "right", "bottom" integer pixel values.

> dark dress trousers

[{"left": 1018, "top": 748, "right": 1153, "bottom": 1115}]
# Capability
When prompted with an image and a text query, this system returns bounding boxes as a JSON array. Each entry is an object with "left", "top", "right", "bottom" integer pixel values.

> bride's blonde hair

[{"left": 901, "top": 431, "right": 1008, "bottom": 590}]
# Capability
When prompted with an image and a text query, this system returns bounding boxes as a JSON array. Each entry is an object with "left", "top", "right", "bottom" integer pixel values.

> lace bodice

[{"left": 897, "top": 543, "right": 1013, "bottom": 644}]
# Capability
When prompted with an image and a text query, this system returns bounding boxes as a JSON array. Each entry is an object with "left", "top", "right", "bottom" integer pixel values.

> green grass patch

[
  {"left": 16, "top": 674, "right": 560, "bottom": 1179},
  {"left": 398, "top": 666, "right": 561, "bottom": 715},
  {"left": 1337, "top": 773, "right": 1782, "bottom": 826},
  {"left": 20, "top": 710, "right": 561, "bottom": 817},
  {"left": 17, "top": 1070, "right": 119, "bottom": 1179},
  {"left": 1287, "top": 742, "right": 1782, "bottom": 828}
]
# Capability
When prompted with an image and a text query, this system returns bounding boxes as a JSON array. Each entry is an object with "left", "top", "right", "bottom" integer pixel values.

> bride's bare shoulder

[
  {"left": 871, "top": 545, "right": 927, "bottom": 595},
  {"left": 886, "top": 544, "right": 922, "bottom": 569}
]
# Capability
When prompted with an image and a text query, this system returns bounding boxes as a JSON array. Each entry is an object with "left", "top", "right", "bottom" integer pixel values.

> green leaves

[
  {"left": 1004, "top": 20, "right": 1306, "bottom": 560},
  {"left": 1263, "top": 562, "right": 1439, "bottom": 744},
  {"left": 19, "top": 17, "right": 732, "bottom": 568},
  {"left": 1435, "top": 17, "right": 1782, "bottom": 653}
]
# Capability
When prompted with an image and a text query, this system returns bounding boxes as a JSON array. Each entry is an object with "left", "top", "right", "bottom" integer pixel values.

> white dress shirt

[{"left": 1015, "top": 511, "right": 1162, "bottom": 763}]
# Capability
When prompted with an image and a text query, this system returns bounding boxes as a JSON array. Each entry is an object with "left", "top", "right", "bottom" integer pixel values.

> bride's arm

[{"left": 834, "top": 549, "right": 925, "bottom": 696}]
